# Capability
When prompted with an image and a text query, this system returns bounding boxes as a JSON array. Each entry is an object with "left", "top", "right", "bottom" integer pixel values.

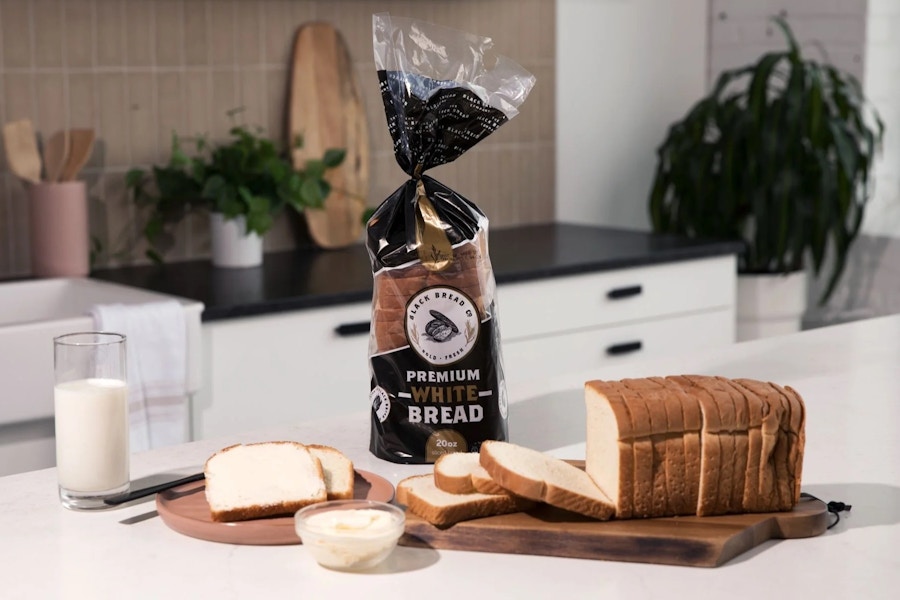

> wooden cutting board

[
  {"left": 400, "top": 496, "right": 828, "bottom": 568},
  {"left": 288, "top": 22, "right": 370, "bottom": 249}
]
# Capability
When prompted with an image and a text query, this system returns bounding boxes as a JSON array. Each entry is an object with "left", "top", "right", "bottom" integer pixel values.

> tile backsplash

[{"left": 0, "top": 0, "right": 556, "bottom": 275}]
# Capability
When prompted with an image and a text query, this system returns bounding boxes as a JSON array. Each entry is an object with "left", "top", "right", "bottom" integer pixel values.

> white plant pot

[
  {"left": 209, "top": 213, "right": 263, "bottom": 268},
  {"left": 737, "top": 271, "right": 808, "bottom": 341}
]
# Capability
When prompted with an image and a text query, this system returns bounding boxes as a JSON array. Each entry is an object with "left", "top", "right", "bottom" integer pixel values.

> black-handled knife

[{"left": 102, "top": 472, "right": 205, "bottom": 506}]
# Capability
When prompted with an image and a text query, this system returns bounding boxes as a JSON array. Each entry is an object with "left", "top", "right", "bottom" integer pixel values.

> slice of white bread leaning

[
  {"left": 308, "top": 444, "right": 354, "bottom": 500},
  {"left": 479, "top": 440, "right": 616, "bottom": 521},
  {"left": 397, "top": 473, "right": 534, "bottom": 527},
  {"left": 434, "top": 452, "right": 479, "bottom": 494},
  {"left": 204, "top": 441, "right": 327, "bottom": 522},
  {"left": 433, "top": 452, "right": 514, "bottom": 495}
]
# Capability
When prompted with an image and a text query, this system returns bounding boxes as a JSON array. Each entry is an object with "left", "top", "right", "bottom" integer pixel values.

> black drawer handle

[
  {"left": 607, "top": 285, "right": 643, "bottom": 300},
  {"left": 606, "top": 341, "right": 643, "bottom": 356},
  {"left": 335, "top": 321, "right": 371, "bottom": 336}
]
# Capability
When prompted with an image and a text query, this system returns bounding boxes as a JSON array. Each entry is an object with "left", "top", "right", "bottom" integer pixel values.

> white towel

[{"left": 91, "top": 300, "right": 188, "bottom": 452}]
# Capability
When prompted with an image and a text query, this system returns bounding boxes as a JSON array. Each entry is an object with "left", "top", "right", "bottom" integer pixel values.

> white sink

[{"left": 0, "top": 278, "right": 203, "bottom": 475}]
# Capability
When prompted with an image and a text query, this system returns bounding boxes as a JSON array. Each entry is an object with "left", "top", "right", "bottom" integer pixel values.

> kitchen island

[{"left": 1, "top": 315, "right": 898, "bottom": 599}]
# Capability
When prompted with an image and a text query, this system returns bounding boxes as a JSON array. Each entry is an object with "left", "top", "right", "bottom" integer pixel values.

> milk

[{"left": 54, "top": 378, "right": 129, "bottom": 492}]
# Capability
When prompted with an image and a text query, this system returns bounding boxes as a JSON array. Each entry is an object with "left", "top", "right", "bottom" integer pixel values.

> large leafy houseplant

[
  {"left": 126, "top": 126, "right": 344, "bottom": 263},
  {"left": 649, "top": 18, "right": 884, "bottom": 304}
]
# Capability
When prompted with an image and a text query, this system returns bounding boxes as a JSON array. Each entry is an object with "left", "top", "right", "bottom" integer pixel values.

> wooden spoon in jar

[
  {"left": 60, "top": 128, "right": 95, "bottom": 181},
  {"left": 2, "top": 119, "right": 42, "bottom": 185},
  {"left": 42, "top": 129, "right": 70, "bottom": 183}
]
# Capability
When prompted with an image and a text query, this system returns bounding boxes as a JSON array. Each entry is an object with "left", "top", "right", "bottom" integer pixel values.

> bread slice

[
  {"left": 480, "top": 440, "right": 616, "bottom": 521},
  {"left": 204, "top": 441, "right": 327, "bottom": 522},
  {"left": 667, "top": 376, "right": 723, "bottom": 516},
  {"left": 652, "top": 376, "right": 701, "bottom": 516},
  {"left": 687, "top": 375, "right": 740, "bottom": 516},
  {"left": 771, "top": 382, "right": 805, "bottom": 507},
  {"left": 641, "top": 377, "right": 690, "bottom": 516},
  {"left": 621, "top": 378, "right": 673, "bottom": 518},
  {"left": 584, "top": 381, "right": 636, "bottom": 519},
  {"left": 397, "top": 474, "right": 534, "bottom": 527},
  {"left": 781, "top": 384, "right": 807, "bottom": 505},
  {"left": 690, "top": 376, "right": 745, "bottom": 515},
  {"left": 735, "top": 378, "right": 786, "bottom": 512},
  {"left": 715, "top": 377, "right": 750, "bottom": 514},
  {"left": 395, "top": 474, "right": 429, "bottom": 507},
  {"left": 471, "top": 465, "right": 508, "bottom": 495},
  {"left": 434, "top": 452, "right": 479, "bottom": 494},
  {"left": 308, "top": 444, "right": 354, "bottom": 500},
  {"left": 728, "top": 379, "right": 766, "bottom": 512}
]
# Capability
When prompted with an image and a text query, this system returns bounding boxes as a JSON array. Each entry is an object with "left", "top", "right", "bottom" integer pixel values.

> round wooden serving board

[{"left": 156, "top": 470, "right": 393, "bottom": 545}]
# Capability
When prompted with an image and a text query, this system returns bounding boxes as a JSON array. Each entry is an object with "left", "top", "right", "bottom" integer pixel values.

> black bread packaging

[{"left": 366, "top": 14, "right": 535, "bottom": 463}]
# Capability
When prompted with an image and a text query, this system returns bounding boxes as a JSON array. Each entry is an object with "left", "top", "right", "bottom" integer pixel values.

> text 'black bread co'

[{"left": 366, "top": 14, "right": 535, "bottom": 463}]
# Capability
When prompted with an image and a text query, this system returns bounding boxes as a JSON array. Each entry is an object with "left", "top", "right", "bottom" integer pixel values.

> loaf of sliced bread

[
  {"left": 480, "top": 440, "right": 616, "bottom": 521},
  {"left": 204, "top": 441, "right": 327, "bottom": 522},
  {"left": 585, "top": 376, "right": 806, "bottom": 520},
  {"left": 398, "top": 473, "right": 534, "bottom": 527},
  {"left": 308, "top": 444, "right": 354, "bottom": 500}
]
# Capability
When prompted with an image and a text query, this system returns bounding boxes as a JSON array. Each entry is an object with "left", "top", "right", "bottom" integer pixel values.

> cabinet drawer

[
  {"left": 496, "top": 256, "right": 735, "bottom": 341},
  {"left": 501, "top": 308, "right": 735, "bottom": 387},
  {"left": 197, "top": 302, "right": 372, "bottom": 439}
]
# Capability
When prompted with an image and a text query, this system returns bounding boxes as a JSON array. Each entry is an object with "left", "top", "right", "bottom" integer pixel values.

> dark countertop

[{"left": 91, "top": 223, "right": 742, "bottom": 322}]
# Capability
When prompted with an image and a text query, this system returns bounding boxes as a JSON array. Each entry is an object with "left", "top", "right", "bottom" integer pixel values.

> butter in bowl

[{"left": 294, "top": 500, "right": 405, "bottom": 570}]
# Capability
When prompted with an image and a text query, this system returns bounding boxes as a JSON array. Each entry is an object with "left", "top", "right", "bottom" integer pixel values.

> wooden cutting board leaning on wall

[{"left": 288, "top": 22, "right": 370, "bottom": 249}]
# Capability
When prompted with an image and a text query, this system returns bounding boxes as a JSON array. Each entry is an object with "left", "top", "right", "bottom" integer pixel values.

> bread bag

[{"left": 367, "top": 14, "right": 535, "bottom": 463}]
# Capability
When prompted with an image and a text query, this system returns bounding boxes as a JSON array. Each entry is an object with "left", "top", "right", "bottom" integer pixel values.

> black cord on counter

[{"left": 801, "top": 492, "right": 852, "bottom": 529}]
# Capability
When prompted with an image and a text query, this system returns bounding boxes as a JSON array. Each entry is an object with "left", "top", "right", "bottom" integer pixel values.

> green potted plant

[
  {"left": 126, "top": 126, "right": 344, "bottom": 267},
  {"left": 649, "top": 17, "right": 884, "bottom": 340}
]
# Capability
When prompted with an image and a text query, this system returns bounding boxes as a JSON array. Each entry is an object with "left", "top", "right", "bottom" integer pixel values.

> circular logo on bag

[
  {"left": 405, "top": 286, "right": 480, "bottom": 365},
  {"left": 370, "top": 386, "right": 391, "bottom": 423}
]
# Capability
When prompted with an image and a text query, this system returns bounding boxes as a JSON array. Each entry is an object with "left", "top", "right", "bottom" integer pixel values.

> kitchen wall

[
  {"left": 555, "top": 0, "right": 709, "bottom": 230},
  {"left": 0, "top": 0, "right": 556, "bottom": 276}
]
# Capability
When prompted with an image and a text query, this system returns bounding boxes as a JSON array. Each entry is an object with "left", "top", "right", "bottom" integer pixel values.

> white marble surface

[{"left": 2, "top": 315, "right": 899, "bottom": 599}]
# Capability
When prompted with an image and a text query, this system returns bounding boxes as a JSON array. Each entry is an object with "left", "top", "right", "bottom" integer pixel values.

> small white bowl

[{"left": 294, "top": 499, "right": 405, "bottom": 571}]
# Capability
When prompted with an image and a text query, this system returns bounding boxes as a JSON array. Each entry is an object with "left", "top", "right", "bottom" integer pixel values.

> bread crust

[
  {"left": 735, "top": 379, "right": 786, "bottom": 512},
  {"left": 622, "top": 378, "right": 671, "bottom": 518},
  {"left": 716, "top": 377, "right": 749, "bottom": 514},
  {"left": 307, "top": 444, "right": 355, "bottom": 500},
  {"left": 613, "top": 381, "right": 654, "bottom": 519},
  {"left": 782, "top": 385, "right": 807, "bottom": 505},
  {"left": 728, "top": 379, "right": 765, "bottom": 512},
  {"left": 398, "top": 474, "right": 533, "bottom": 527},
  {"left": 668, "top": 376, "right": 722, "bottom": 516},
  {"left": 770, "top": 382, "right": 805, "bottom": 507},
  {"left": 471, "top": 465, "right": 509, "bottom": 495},
  {"left": 645, "top": 377, "right": 689, "bottom": 516},
  {"left": 689, "top": 375, "right": 740, "bottom": 516}
]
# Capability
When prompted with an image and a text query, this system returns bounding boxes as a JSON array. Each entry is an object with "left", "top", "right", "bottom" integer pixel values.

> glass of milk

[{"left": 54, "top": 332, "right": 129, "bottom": 510}]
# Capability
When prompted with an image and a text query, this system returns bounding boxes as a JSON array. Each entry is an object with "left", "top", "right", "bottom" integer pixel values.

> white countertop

[{"left": 2, "top": 315, "right": 899, "bottom": 599}]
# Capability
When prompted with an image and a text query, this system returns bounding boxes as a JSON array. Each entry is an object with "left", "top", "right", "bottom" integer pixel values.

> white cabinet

[
  {"left": 195, "top": 255, "right": 736, "bottom": 440},
  {"left": 194, "top": 302, "right": 372, "bottom": 440},
  {"left": 497, "top": 255, "right": 736, "bottom": 385}
]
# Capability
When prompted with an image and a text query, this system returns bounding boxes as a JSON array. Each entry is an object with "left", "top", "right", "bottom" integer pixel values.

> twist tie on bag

[
  {"left": 800, "top": 492, "right": 852, "bottom": 529},
  {"left": 413, "top": 165, "right": 453, "bottom": 272}
]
